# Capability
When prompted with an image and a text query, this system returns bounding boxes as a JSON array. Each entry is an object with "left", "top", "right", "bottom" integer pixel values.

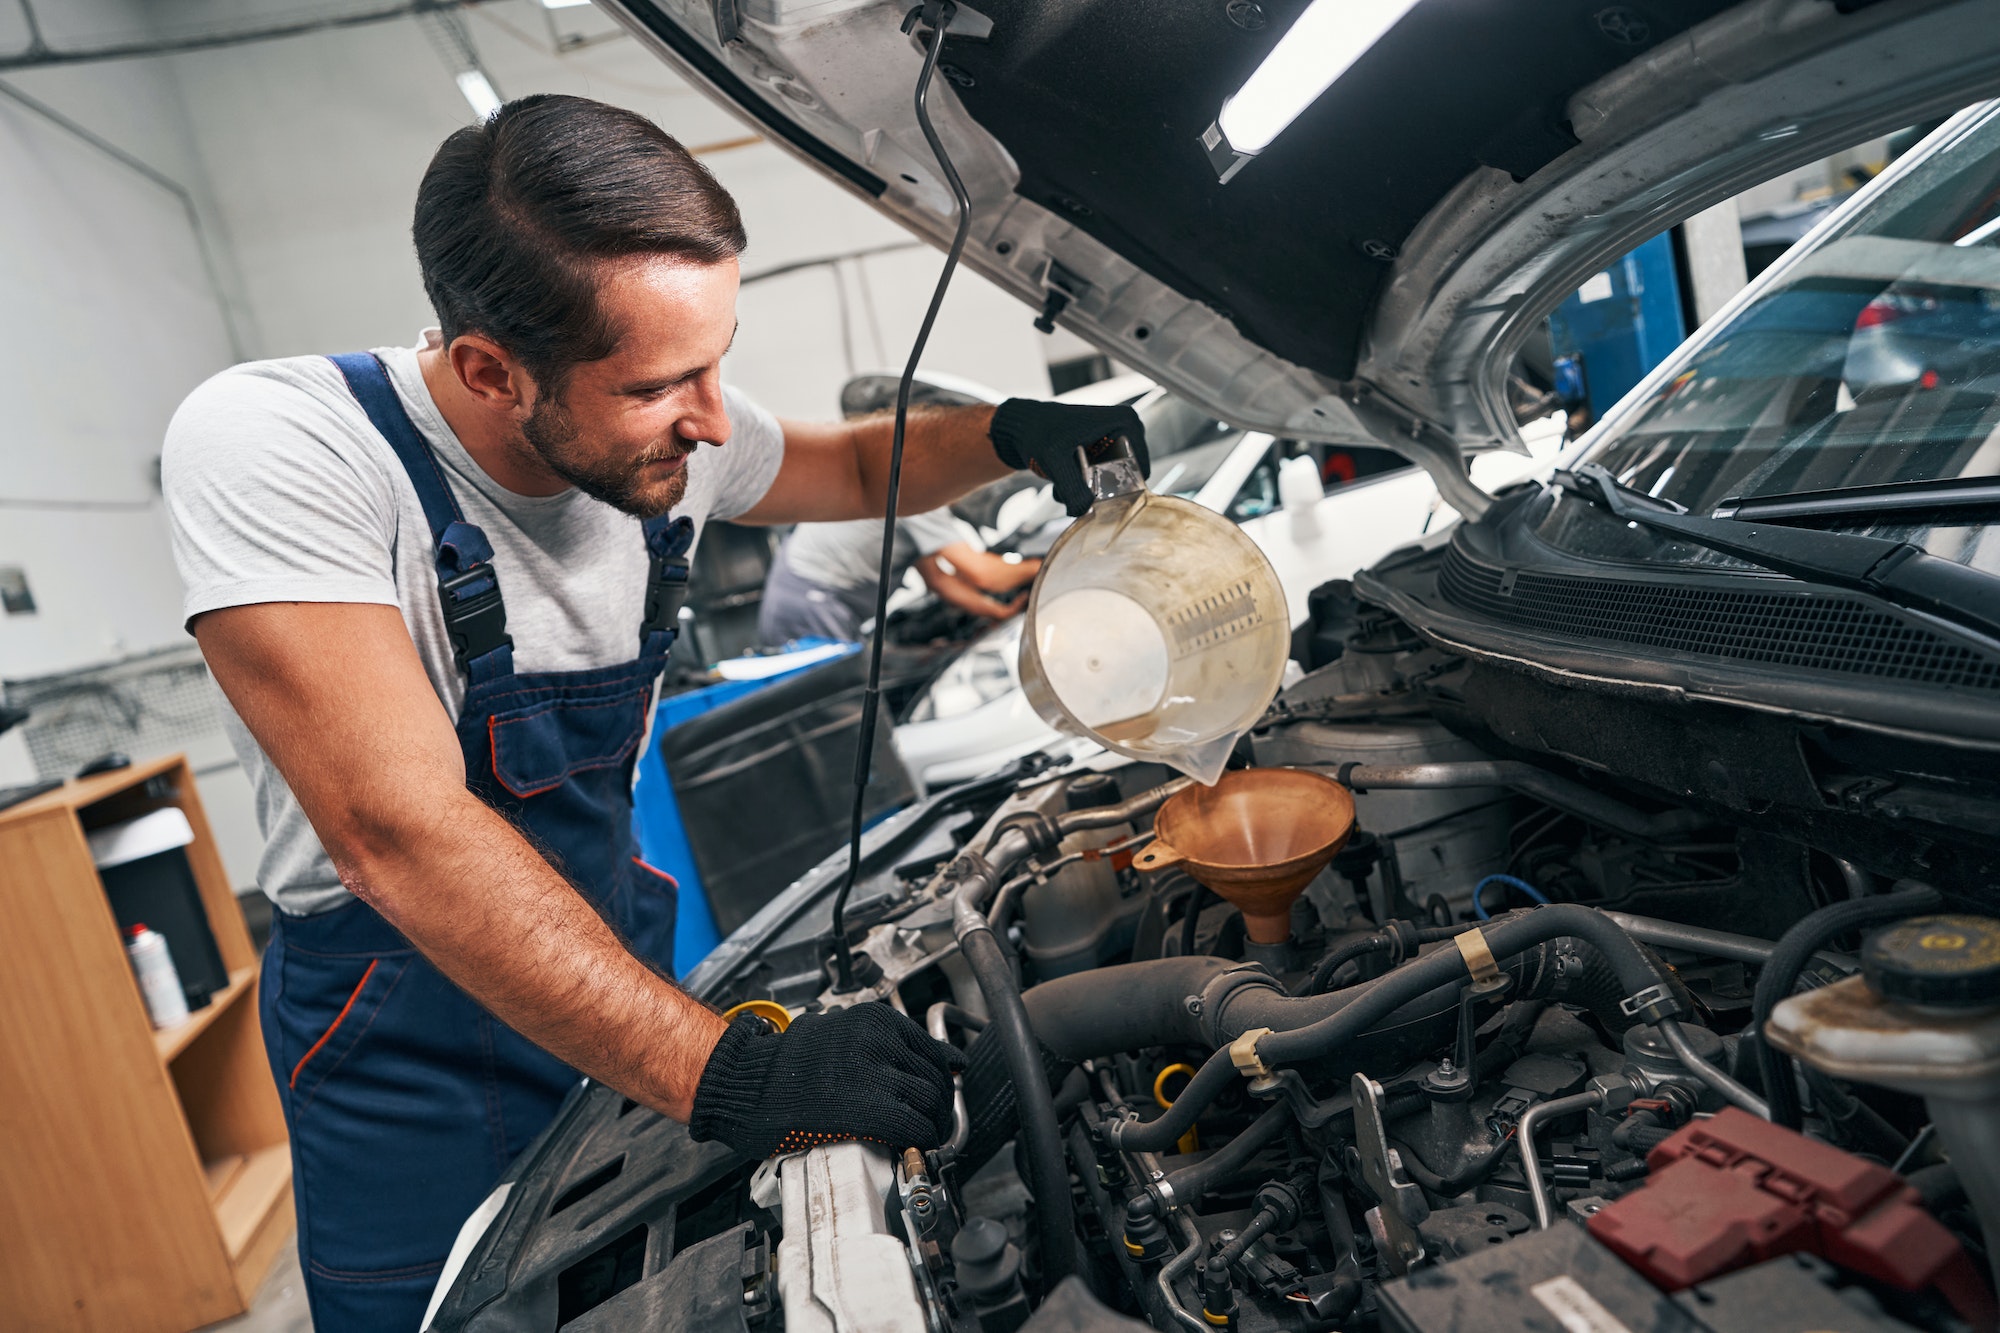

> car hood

[{"left": 603, "top": 0, "right": 2000, "bottom": 510}]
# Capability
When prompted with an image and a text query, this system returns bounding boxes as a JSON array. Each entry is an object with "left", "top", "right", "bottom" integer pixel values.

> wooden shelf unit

[{"left": 0, "top": 754, "right": 292, "bottom": 1332}]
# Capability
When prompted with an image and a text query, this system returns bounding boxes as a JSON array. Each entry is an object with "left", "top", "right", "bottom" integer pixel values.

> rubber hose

[
  {"left": 1160, "top": 1102, "right": 1292, "bottom": 1203},
  {"left": 958, "top": 1026, "right": 1080, "bottom": 1175},
  {"left": 1297, "top": 935, "right": 1396, "bottom": 997},
  {"left": 1389, "top": 1135, "right": 1517, "bottom": 1196},
  {"left": 1256, "top": 905, "right": 1672, "bottom": 1063},
  {"left": 1800, "top": 1066, "right": 1909, "bottom": 1160},
  {"left": 1908, "top": 1163, "right": 1967, "bottom": 1213},
  {"left": 1181, "top": 885, "right": 1216, "bottom": 959},
  {"left": 1022, "top": 956, "right": 1231, "bottom": 1058},
  {"left": 1752, "top": 883, "right": 1942, "bottom": 1129},
  {"left": 961, "top": 925, "right": 1078, "bottom": 1281},
  {"left": 1212, "top": 1203, "right": 1281, "bottom": 1268},
  {"left": 1120, "top": 906, "right": 1675, "bottom": 1151},
  {"left": 1475, "top": 999, "right": 1547, "bottom": 1078},
  {"left": 1562, "top": 939, "right": 1698, "bottom": 1035}
]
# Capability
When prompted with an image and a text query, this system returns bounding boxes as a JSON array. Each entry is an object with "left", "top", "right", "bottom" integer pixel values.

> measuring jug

[{"left": 1018, "top": 456, "right": 1290, "bottom": 785}]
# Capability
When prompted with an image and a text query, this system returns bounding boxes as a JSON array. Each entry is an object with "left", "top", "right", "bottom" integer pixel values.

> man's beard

[{"left": 521, "top": 393, "right": 690, "bottom": 519}]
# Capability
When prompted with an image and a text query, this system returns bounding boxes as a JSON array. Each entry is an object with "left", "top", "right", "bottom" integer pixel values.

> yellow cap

[{"left": 723, "top": 999, "right": 793, "bottom": 1032}]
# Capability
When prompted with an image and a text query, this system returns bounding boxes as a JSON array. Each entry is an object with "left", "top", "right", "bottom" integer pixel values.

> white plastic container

[
  {"left": 126, "top": 923, "right": 190, "bottom": 1029},
  {"left": 1019, "top": 457, "right": 1291, "bottom": 785}
]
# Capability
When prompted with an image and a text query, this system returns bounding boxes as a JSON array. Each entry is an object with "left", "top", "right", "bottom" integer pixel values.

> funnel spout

[{"left": 1133, "top": 768, "right": 1356, "bottom": 945}]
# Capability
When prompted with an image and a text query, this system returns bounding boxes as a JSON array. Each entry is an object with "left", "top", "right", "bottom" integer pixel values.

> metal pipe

[
  {"left": 926, "top": 1002, "right": 983, "bottom": 1157},
  {"left": 1603, "top": 911, "right": 1853, "bottom": 970},
  {"left": 1063, "top": 777, "right": 1190, "bottom": 833},
  {"left": 1520, "top": 1089, "right": 1607, "bottom": 1229},
  {"left": 1343, "top": 763, "right": 1706, "bottom": 841},
  {"left": 1155, "top": 1214, "right": 1214, "bottom": 1333},
  {"left": 1658, "top": 1019, "right": 1770, "bottom": 1119}
]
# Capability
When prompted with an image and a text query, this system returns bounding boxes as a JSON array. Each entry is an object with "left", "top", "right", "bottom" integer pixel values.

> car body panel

[{"left": 600, "top": 0, "right": 2000, "bottom": 513}]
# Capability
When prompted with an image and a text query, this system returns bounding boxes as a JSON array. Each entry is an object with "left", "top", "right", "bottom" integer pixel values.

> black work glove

[
  {"left": 689, "top": 1005, "right": 967, "bottom": 1157},
  {"left": 989, "top": 398, "right": 1151, "bottom": 519}
]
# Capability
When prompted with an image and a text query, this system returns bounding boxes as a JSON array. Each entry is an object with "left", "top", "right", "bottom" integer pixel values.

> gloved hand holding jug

[{"left": 990, "top": 399, "right": 1151, "bottom": 517}]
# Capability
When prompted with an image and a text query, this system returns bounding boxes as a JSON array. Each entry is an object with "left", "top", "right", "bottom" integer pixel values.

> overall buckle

[
  {"left": 641, "top": 551, "right": 690, "bottom": 641},
  {"left": 439, "top": 566, "right": 512, "bottom": 671}
]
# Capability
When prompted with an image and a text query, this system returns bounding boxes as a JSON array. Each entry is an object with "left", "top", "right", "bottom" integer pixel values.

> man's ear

[{"left": 447, "top": 334, "right": 535, "bottom": 413}]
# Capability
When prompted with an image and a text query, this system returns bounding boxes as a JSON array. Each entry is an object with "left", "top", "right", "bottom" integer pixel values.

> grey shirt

[
  {"left": 782, "top": 509, "right": 976, "bottom": 592},
  {"left": 163, "top": 332, "right": 785, "bottom": 915}
]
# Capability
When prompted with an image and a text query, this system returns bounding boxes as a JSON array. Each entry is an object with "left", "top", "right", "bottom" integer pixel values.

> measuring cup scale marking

[{"left": 1165, "top": 580, "right": 1263, "bottom": 651}]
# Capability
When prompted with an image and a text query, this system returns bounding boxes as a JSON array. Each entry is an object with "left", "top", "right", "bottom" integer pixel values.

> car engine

[{"left": 423, "top": 584, "right": 2000, "bottom": 1333}]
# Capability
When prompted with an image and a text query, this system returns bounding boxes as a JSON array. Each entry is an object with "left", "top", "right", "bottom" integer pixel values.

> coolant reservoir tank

[{"left": 1019, "top": 456, "right": 1290, "bottom": 785}]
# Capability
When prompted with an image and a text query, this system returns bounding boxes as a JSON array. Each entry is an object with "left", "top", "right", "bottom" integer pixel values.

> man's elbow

[{"left": 313, "top": 787, "right": 467, "bottom": 899}]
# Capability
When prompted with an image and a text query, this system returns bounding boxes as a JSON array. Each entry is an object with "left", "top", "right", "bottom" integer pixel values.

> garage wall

[
  {"left": 0, "top": 1, "right": 247, "bottom": 795},
  {"left": 156, "top": 0, "right": 1058, "bottom": 417}
]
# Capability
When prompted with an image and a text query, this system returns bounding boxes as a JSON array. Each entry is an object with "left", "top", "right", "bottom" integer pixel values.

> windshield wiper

[
  {"left": 1713, "top": 474, "right": 2000, "bottom": 525},
  {"left": 1554, "top": 464, "right": 2000, "bottom": 642}
]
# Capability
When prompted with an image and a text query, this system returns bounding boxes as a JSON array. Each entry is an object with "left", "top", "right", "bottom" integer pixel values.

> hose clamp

[
  {"left": 1230, "top": 1028, "right": 1275, "bottom": 1079},
  {"left": 1619, "top": 982, "right": 1681, "bottom": 1023},
  {"left": 1198, "top": 966, "right": 1282, "bottom": 1047},
  {"left": 1454, "top": 927, "right": 1504, "bottom": 993}
]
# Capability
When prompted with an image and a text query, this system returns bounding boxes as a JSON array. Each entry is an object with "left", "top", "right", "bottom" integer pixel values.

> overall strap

[
  {"left": 640, "top": 515, "right": 696, "bottom": 658},
  {"left": 328, "top": 353, "right": 514, "bottom": 683}
]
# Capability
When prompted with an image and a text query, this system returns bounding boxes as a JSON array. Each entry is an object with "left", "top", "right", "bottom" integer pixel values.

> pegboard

[{"left": 3, "top": 645, "right": 228, "bottom": 779}]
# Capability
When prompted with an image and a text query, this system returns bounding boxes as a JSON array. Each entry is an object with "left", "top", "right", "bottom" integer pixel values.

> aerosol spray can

[{"left": 125, "top": 923, "right": 190, "bottom": 1029}]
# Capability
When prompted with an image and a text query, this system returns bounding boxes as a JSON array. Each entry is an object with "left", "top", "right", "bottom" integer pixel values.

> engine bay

[{"left": 424, "top": 585, "right": 2000, "bottom": 1333}]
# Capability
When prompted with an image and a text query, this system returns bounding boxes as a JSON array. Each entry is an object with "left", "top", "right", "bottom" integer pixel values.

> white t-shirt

[{"left": 163, "top": 331, "right": 785, "bottom": 915}]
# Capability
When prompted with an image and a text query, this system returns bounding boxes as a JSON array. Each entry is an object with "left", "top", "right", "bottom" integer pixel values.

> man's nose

[{"left": 680, "top": 371, "right": 732, "bottom": 446}]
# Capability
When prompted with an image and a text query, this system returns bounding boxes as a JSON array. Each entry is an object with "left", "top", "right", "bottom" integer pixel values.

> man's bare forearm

[
  {"left": 852, "top": 404, "right": 1009, "bottom": 514},
  {"left": 332, "top": 790, "right": 727, "bottom": 1120}
]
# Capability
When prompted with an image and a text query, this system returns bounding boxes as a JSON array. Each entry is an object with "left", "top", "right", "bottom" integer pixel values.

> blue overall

[{"left": 256, "top": 353, "right": 692, "bottom": 1330}]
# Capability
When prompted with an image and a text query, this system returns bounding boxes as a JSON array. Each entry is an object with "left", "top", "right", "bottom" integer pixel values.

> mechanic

[
  {"left": 161, "top": 94, "right": 1145, "bottom": 1332},
  {"left": 757, "top": 506, "right": 1041, "bottom": 645}
]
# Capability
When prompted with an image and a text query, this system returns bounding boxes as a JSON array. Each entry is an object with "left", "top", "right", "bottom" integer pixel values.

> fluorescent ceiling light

[
  {"left": 541, "top": 0, "right": 594, "bottom": 8},
  {"left": 456, "top": 69, "right": 503, "bottom": 121},
  {"left": 1201, "top": 0, "right": 1424, "bottom": 182}
]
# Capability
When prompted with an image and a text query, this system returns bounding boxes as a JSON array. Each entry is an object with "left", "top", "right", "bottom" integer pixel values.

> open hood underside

[{"left": 606, "top": 0, "right": 2000, "bottom": 508}]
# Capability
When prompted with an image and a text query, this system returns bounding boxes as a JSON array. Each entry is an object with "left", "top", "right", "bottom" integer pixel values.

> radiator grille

[{"left": 1437, "top": 545, "right": 2000, "bottom": 691}]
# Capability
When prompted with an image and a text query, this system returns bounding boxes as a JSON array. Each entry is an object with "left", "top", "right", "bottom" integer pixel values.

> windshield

[{"left": 1540, "top": 104, "right": 2000, "bottom": 577}]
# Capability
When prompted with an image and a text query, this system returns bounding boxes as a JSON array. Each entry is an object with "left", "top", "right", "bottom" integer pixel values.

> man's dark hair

[{"left": 414, "top": 94, "right": 746, "bottom": 392}]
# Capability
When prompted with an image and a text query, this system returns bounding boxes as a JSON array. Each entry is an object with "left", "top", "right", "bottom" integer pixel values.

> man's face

[{"left": 519, "top": 255, "right": 740, "bottom": 519}]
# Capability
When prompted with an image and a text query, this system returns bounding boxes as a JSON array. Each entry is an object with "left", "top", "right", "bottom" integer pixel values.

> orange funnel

[{"left": 1132, "top": 768, "right": 1356, "bottom": 944}]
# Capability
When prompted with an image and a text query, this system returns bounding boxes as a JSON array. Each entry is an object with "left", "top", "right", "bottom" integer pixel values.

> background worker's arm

[
  {"left": 916, "top": 544, "right": 1042, "bottom": 619},
  {"left": 195, "top": 600, "right": 729, "bottom": 1119},
  {"left": 916, "top": 555, "right": 1024, "bottom": 620},
  {"left": 933, "top": 542, "right": 1040, "bottom": 595}
]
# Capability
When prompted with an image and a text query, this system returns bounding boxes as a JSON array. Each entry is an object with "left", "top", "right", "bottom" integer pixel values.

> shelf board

[
  {"left": 0, "top": 753, "right": 182, "bottom": 827},
  {"left": 205, "top": 1153, "right": 249, "bottom": 1201},
  {"left": 214, "top": 1142, "right": 291, "bottom": 1262},
  {"left": 155, "top": 965, "right": 256, "bottom": 1063}
]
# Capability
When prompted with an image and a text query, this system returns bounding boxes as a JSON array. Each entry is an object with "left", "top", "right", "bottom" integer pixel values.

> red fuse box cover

[{"left": 1587, "top": 1108, "right": 1994, "bottom": 1329}]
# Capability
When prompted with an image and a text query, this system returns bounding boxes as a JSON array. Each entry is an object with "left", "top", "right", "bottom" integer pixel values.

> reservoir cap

[{"left": 1862, "top": 914, "right": 2000, "bottom": 1008}]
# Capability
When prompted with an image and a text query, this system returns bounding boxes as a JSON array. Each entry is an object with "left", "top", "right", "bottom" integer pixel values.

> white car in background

[{"left": 894, "top": 387, "right": 1567, "bottom": 793}]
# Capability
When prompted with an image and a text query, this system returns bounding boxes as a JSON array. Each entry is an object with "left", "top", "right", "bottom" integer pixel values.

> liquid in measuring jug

[
  {"left": 1019, "top": 480, "right": 1290, "bottom": 785},
  {"left": 1033, "top": 588, "right": 1170, "bottom": 739}
]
